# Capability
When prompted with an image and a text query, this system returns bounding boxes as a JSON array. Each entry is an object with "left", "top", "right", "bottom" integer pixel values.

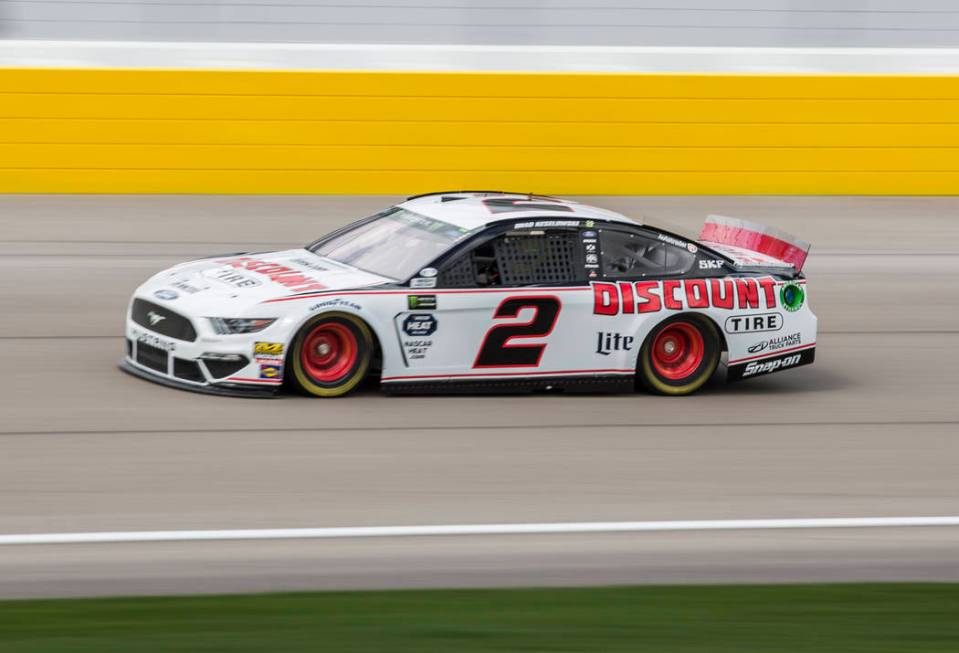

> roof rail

[{"left": 405, "top": 190, "right": 558, "bottom": 201}]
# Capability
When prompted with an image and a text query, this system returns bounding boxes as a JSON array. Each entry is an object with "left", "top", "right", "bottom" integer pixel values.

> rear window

[{"left": 600, "top": 228, "right": 696, "bottom": 278}]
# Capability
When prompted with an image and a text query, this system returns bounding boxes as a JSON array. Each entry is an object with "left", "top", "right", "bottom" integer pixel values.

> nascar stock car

[{"left": 121, "top": 192, "right": 816, "bottom": 398}]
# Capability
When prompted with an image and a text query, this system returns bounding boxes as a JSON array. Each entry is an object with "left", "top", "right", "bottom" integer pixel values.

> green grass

[{"left": 2, "top": 584, "right": 958, "bottom": 652}]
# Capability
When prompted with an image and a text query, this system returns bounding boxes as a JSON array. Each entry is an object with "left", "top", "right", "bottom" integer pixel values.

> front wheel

[
  {"left": 290, "top": 312, "right": 373, "bottom": 397},
  {"left": 637, "top": 316, "right": 721, "bottom": 396}
]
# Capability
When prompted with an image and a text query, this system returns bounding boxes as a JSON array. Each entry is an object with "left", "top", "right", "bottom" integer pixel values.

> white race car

[{"left": 122, "top": 192, "right": 816, "bottom": 397}]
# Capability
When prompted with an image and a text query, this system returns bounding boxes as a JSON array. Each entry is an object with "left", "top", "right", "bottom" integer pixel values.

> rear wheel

[
  {"left": 638, "top": 316, "right": 720, "bottom": 396},
  {"left": 291, "top": 312, "right": 372, "bottom": 397}
]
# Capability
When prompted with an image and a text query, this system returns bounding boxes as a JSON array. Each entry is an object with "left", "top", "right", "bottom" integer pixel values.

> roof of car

[{"left": 397, "top": 192, "right": 639, "bottom": 231}]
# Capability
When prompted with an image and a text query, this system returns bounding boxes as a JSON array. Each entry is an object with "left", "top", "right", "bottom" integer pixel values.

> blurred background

[
  {"left": 1, "top": 2, "right": 958, "bottom": 651},
  {"left": 1, "top": 0, "right": 959, "bottom": 46}
]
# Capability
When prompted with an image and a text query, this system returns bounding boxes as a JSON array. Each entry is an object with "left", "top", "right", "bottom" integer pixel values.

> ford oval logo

[{"left": 154, "top": 289, "right": 179, "bottom": 301}]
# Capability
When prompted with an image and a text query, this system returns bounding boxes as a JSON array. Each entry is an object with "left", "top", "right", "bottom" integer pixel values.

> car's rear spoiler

[{"left": 698, "top": 215, "right": 811, "bottom": 273}]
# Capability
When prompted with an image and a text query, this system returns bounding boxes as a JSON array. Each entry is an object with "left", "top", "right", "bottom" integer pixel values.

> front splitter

[{"left": 119, "top": 358, "right": 281, "bottom": 399}]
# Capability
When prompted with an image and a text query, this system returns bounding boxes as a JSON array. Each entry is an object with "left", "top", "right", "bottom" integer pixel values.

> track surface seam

[{"left": 3, "top": 420, "right": 958, "bottom": 437}]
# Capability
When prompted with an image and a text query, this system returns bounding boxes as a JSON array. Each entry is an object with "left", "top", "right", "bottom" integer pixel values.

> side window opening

[
  {"left": 494, "top": 231, "right": 578, "bottom": 285},
  {"left": 438, "top": 230, "right": 581, "bottom": 288},
  {"left": 439, "top": 240, "right": 500, "bottom": 288},
  {"left": 600, "top": 229, "right": 696, "bottom": 278}
]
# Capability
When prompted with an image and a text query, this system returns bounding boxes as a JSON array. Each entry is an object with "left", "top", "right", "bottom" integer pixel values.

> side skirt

[{"left": 381, "top": 374, "right": 635, "bottom": 396}]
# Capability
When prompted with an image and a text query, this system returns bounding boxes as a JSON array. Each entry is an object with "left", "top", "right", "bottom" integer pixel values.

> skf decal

[
  {"left": 592, "top": 278, "right": 779, "bottom": 315},
  {"left": 254, "top": 342, "right": 284, "bottom": 356},
  {"left": 217, "top": 257, "right": 326, "bottom": 293},
  {"left": 259, "top": 364, "right": 282, "bottom": 379}
]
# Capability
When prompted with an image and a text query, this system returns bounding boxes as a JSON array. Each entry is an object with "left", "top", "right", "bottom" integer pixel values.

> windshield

[{"left": 310, "top": 208, "right": 469, "bottom": 280}]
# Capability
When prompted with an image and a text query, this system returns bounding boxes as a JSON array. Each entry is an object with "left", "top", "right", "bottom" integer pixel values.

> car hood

[{"left": 140, "top": 249, "right": 392, "bottom": 314}]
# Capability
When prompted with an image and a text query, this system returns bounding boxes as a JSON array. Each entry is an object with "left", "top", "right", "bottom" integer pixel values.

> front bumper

[
  {"left": 120, "top": 358, "right": 280, "bottom": 398},
  {"left": 124, "top": 306, "right": 287, "bottom": 398}
]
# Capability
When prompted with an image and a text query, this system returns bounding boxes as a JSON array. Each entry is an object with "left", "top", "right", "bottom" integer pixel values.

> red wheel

[
  {"left": 300, "top": 322, "right": 358, "bottom": 383},
  {"left": 650, "top": 322, "right": 705, "bottom": 381},
  {"left": 638, "top": 316, "right": 720, "bottom": 396},
  {"left": 291, "top": 313, "right": 373, "bottom": 397}
]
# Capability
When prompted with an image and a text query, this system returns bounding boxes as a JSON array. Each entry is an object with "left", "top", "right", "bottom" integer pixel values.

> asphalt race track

[{"left": 1, "top": 195, "right": 958, "bottom": 598}]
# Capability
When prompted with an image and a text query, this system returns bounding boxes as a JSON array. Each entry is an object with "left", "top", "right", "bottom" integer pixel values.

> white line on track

[
  {"left": 4, "top": 41, "right": 959, "bottom": 74},
  {"left": 2, "top": 516, "right": 959, "bottom": 545}
]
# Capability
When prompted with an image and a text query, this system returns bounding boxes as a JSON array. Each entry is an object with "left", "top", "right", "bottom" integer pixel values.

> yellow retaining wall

[{"left": 1, "top": 68, "right": 958, "bottom": 194}]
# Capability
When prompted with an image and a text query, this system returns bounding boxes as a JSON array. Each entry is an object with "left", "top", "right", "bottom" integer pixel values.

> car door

[{"left": 390, "top": 224, "right": 598, "bottom": 381}]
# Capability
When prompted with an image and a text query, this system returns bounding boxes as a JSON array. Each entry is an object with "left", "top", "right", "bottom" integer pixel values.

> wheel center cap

[
  {"left": 663, "top": 340, "right": 677, "bottom": 354},
  {"left": 317, "top": 342, "right": 332, "bottom": 356}
]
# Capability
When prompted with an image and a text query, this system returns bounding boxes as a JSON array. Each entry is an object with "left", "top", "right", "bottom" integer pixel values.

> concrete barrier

[{"left": 1, "top": 44, "right": 957, "bottom": 194}]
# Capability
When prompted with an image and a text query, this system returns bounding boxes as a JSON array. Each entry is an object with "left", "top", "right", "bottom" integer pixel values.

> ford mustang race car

[{"left": 122, "top": 192, "right": 816, "bottom": 398}]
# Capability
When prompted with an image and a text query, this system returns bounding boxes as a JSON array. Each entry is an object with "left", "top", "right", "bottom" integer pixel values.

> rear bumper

[{"left": 120, "top": 358, "right": 280, "bottom": 398}]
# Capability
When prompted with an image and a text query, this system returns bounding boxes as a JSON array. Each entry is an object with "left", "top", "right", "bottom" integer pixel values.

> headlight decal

[{"left": 208, "top": 317, "right": 278, "bottom": 335}]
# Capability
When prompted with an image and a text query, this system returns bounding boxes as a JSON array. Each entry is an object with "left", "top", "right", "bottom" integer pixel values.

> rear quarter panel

[{"left": 591, "top": 276, "right": 816, "bottom": 377}]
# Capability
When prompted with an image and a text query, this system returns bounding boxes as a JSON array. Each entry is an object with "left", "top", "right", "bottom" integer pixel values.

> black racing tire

[
  {"left": 290, "top": 312, "right": 373, "bottom": 398},
  {"left": 637, "top": 315, "right": 721, "bottom": 396}
]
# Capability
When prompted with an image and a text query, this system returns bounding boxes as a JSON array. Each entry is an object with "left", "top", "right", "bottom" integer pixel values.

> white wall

[{"left": 2, "top": 0, "right": 959, "bottom": 47}]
